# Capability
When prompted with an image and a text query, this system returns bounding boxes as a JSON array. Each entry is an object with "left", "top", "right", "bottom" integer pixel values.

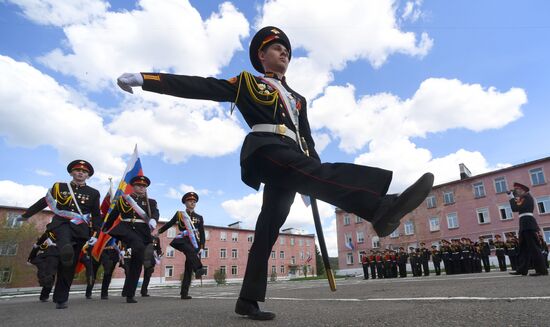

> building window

[
  {"left": 356, "top": 231, "right": 365, "bottom": 243},
  {"left": 494, "top": 177, "right": 508, "bottom": 194},
  {"left": 205, "top": 230, "right": 210, "bottom": 240},
  {"left": 447, "top": 213, "right": 459, "bottom": 229},
  {"left": 291, "top": 256, "right": 296, "bottom": 265},
  {"left": 344, "top": 233, "right": 352, "bottom": 244},
  {"left": 473, "top": 182, "right": 486, "bottom": 198},
  {"left": 426, "top": 195, "right": 436, "bottom": 209},
  {"left": 429, "top": 217, "right": 440, "bottom": 232},
  {"left": 290, "top": 238, "right": 295, "bottom": 246},
  {"left": 0, "top": 243, "right": 17, "bottom": 256},
  {"left": 279, "top": 251, "right": 285, "bottom": 259},
  {"left": 166, "top": 246, "right": 175, "bottom": 258},
  {"left": 220, "top": 231, "right": 227, "bottom": 241},
  {"left": 220, "top": 248, "right": 227, "bottom": 259},
  {"left": 404, "top": 221, "right": 414, "bottom": 235},
  {"left": 280, "top": 265, "right": 285, "bottom": 274},
  {"left": 271, "top": 251, "right": 276, "bottom": 259},
  {"left": 355, "top": 215, "right": 362, "bottom": 223},
  {"left": 231, "top": 249, "right": 238, "bottom": 259},
  {"left": 543, "top": 228, "right": 550, "bottom": 243},
  {"left": 0, "top": 268, "right": 11, "bottom": 283},
  {"left": 231, "top": 232, "right": 238, "bottom": 242},
  {"left": 306, "top": 239, "right": 310, "bottom": 247},
  {"left": 443, "top": 191, "right": 455, "bottom": 205},
  {"left": 164, "top": 266, "right": 174, "bottom": 278},
  {"left": 271, "top": 266, "right": 277, "bottom": 274},
  {"left": 389, "top": 229, "right": 399, "bottom": 238},
  {"left": 530, "top": 168, "right": 546, "bottom": 186},
  {"left": 299, "top": 239, "right": 303, "bottom": 246},
  {"left": 219, "top": 266, "right": 226, "bottom": 275},
  {"left": 279, "top": 236, "right": 285, "bottom": 245},
  {"left": 247, "top": 234, "right": 254, "bottom": 243},
  {"left": 167, "top": 227, "right": 176, "bottom": 238},
  {"left": 300, "top": 251, "right": 304, "bottom": 260},
  {"left": 537, "top": 196, "right": 550, "bottom": 214},
  {"left": 346, "top": 252, "right": 354, "bottom": 265},
  {"left": 477, "top": 207, "right": 490, "bottom": 224},
  {"left": 5, "top": 212, "right": 23, "bottom": 228},
  {"left": 372, "top": 237, "right": 380, "bottom": 248},
  {"left": 202, "top": 266, "right": 208, "bottom": 276},
  {"left": 231, "top": 265, "right": 238, "bottom": 276},
  {"left": 498, "top": 204, "right": 513, "bottom": 220},
  {"left": 343, "top": 214, "right": 351, "bottom": 225},
  {"left": 202, "top": 248, "right": 209, "bottom": 258}
]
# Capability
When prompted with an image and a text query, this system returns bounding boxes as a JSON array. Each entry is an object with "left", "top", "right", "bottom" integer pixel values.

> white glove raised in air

[
  {"left": 117, "top": 73, "right": 143, "bottom": 94},
  {"left": 87, "top": 236, "right": 98, "bottom": 246},
  {"left": 148, "top": 219, "right": 157, "bottom": 230}
]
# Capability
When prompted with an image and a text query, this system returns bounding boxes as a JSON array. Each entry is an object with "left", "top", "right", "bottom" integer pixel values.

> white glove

[
  {"left": 16, "top": 215, "right": 28, "bottom": 222},
  {"left": 45, "top": 238, "right": 55, "bottom": 247},
  {"left": 117, "top": 73, "right": 143, "bottom": 94},
  {"left": 148, "top": 219, "right": 157, "bottom": 230},
  {"left": 507, "top": 191, "right": 515, "bottom": 199},
  {"left": 198, "top": 249, "right": 203, "bottom": 257},
  {"left": 87, "top": 236, "right": 98, "bottom": 246}
]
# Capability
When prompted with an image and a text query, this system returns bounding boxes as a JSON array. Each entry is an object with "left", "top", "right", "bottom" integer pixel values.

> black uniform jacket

[
  {"left": 510, "top": 193, "right": 539, "bottom": 232},
  {"left": 159, "top": 210, "right": 206, "bottom": 249},
  {"left": 23, "top": 182, "right": 101, "bottom": 237},
  {"left": 141, "top": 71, "right": 320, "bottom": 190},
  {"left": 104, "top": 193, "right": 159, "bottom": 243}
]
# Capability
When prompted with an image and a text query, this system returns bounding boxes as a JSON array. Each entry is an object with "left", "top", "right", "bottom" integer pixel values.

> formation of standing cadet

[
  {"left": 17, "top": 160, "right": 101, "bottom": 309},
  {"left": 508, "top": 182, "right": 548, "bottom": 276},
  {"left": 504, "top": 233, "right": 519, "bottom": 271},
  {"left": 27, "top": 231, "right": 59, "bottom": 302},
  {"left": 360, "top": 252, "right": 369, "bottom": 279},
  {"left": 103, "top": 175, "right": 159, "bottom": 303},
  {"left": 117, "top": 25, "right": 434, "bottom": 320},
  {"left": 157, "top": 192, "right": 206, "bottom": 300}
]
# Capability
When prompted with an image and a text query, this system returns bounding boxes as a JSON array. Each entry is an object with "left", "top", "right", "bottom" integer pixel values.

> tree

[{"left": 315, "top": 245, "right": 325, "bottom": 276}]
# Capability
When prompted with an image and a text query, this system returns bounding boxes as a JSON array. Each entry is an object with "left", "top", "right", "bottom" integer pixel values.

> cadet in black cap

[
  {"left": 17, "top": 159, "right": 100, "bottom": 309},
  {"left": 508, "top": 182, "right": 548, "bottom": 276},
  {"left": 103, "top": 175, "right": 159, "bottom": 303},
  {"left": 158, "top": 191, "right": 206, "bottom": 299},
  {"left": 117, "top": 25, "right": 434, "bottom": 320}
]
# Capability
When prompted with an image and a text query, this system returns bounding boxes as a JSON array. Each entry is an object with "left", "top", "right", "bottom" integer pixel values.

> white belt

[
  {"left": 121, "top": 218, "right": 147, "bottom": 223},
  {"left": 519, "top": 212, "right": 533, "bottom": 218},
  {"left": 252, "top": 124, "right": 297, "bottom": 142}
]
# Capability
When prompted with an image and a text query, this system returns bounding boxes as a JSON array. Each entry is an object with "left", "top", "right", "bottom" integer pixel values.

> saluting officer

[
  {"left": 103, "top": 175, "right": 159, "bottom": 303},
  {"left": 17, "top": 160, "right": 100, "bottom": 309},
  {"left": 158, "top": 192, "right": 206, "bottom": 300},
  {"left": 508, "top": 182, "right": 548, "bottom": 276},
  {"left": 117, "top": 26, "right": 434, "bottom": 320}
]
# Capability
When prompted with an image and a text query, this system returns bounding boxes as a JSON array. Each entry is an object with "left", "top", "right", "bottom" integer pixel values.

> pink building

[
  {"left": 0, "top": 206, "right": 316, "bottom": 288},
  {"left": 336, "top": 157, "right": 550, "bottom": 273}
]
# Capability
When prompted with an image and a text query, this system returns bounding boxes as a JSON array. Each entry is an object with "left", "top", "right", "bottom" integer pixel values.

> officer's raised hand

[{"left": 117, "top": 73, "right": 143, "bottom": 94}]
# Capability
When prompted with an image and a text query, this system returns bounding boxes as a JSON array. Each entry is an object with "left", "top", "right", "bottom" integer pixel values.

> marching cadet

[
  {"left": 17, "top": 160, "right": 101, "bottom": 309},
  {"left": 505, "top": 233, "right": 519, "bottom": 271},
  {"left": 493, "top": 235, "right": 507, "bottom": 271},
  {"left": 397, "top": 247, "right": 408, "bottom": 278},
  {"left": 141, "top": 235, "right": 162, "bottom": 297},
  {"left": 104, "top": 175, "right": 159, "bottom": 303},
  {"left": 440, "top": 240, "right": 452, "bottom": 275},
  {"left": 157, "top": 192, "right": 206, "bottom": 300},
  {"left": 28, "top": 231, "right": 58, "bottom": 302},
  {"left": 478, "top": 236, "right": 491, "bottom": 272},
  {"left": 375, "top": 251, "right": 385, "bottom": 279},
  {"left": 419, "top": 243, "right": 430, "bottom": 276},
  {"left": 368, "top": 250, "right": 377, "bottom": 279},
  {"left": 431, "top": 245, "right": 441, "bottom": 276},
  {"left": 117, "top": 26, "right": 434, "bottom": 320},
  {"left": 85, "top": 237, "right": 123, "bottom": 300},
  {"left": 360, "top": 251, "right": 369, "bottom": 280},
  {"left": 508, "top": 182, "right": 548, "bottom": 276}
]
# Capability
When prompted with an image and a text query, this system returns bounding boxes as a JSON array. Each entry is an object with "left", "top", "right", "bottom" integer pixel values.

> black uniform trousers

[
  {"left": 496, "top": 252, "right": 507, "bottom": 271},
  {"left": 31, "top": 253, "right": 58, "bottom": 300},
  {"left": 362, "top": 264, "right": 369, "bottom": 279},
  {"left": 398, "top": 262, "right": 407, "bottom": 277},
  {"left": 141, "top": 265, "right": 155, "bottom": 296},
  {"left": 422, "top": 260, "right": 430, "bottom": 276},
  {"left": 50, "top": 222, "right": 86, "bottom": 304},
  {"left": 433, "top": 260, "right": 441, "bottom": 275},
  {"left": 173, "top": 240, "right": 202, "bottom": 297},
  {"left": 113, "top": 224, "right": 148, "bottom": 298},
  {"left": 516, "top": 230, "right": 548, "bottom": 275},
  {"left": 369, "top": 262, "right": 376, "bottom": 279},
  {"left": 481, "top": 255, "right": 491, "bottom": 272},
  {"left": 509, "top": 254, "right": 518, "bottom": 271},
  {"left": 85, "top": 249, "right": 119, "bottom": 297}
]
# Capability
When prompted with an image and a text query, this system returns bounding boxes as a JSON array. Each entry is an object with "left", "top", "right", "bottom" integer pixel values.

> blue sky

[{"left": 1, "top": 0, "right": 549, "bottom": 255}]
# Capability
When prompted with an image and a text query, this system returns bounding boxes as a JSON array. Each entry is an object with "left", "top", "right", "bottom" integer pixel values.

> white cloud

[
  {"left": 166, "top": 183, "right": 215, "bottom": 200},
  {"left": 7, "top": 0, "right": 109, "bottom": 26},
  {"left": 307, "top": 78, "right": 526, "bottom": 192},
  {"left": 37, "top": 0, "right": 249, "bottom": 90},
  {"left": 34, "top": 169, "right": 53, "bottom": 176},
  {"left": 311, "top": 132, "right": 331, "bottom": 154},
  {"left": 401, "top": 0, "right": 423, "bottom": 23},
  {"left": 257, "top": 0, "right": 433, "bottom": 99},
  {"left": 0, "top": 180, "right": 48, "bottom": 207}
]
